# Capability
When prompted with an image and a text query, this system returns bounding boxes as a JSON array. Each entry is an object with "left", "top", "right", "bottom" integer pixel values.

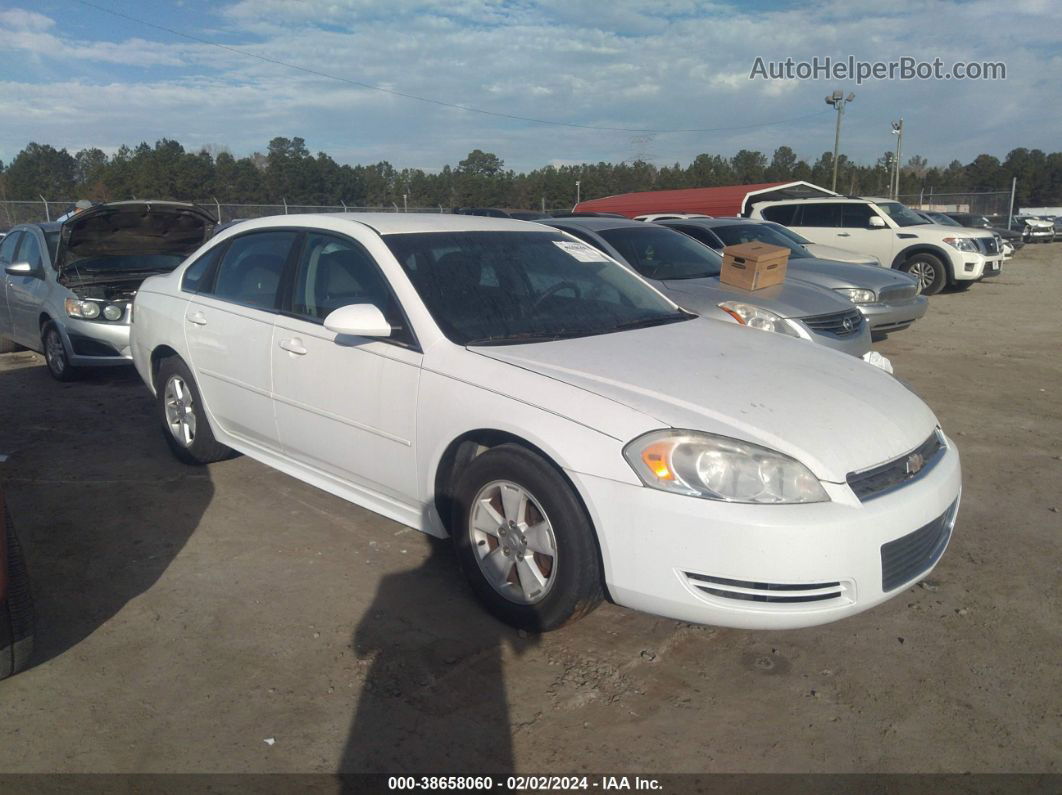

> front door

[
  {"left": 270, "top": 231, "right": 422, "bottom": 509},
  {"left": 6, "top": 230, "right": 51, "bottom": 347}
]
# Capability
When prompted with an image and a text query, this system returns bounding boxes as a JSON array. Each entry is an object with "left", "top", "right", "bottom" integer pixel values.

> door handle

[
  {"left": 278, "top": 338, "right": 308, "bottom": 356},
  {"left": 186, "top": 310, "right": 207, "bottom": 325},
  {"left": 836, "top": 232, "right": 851, "bottom": 237}
]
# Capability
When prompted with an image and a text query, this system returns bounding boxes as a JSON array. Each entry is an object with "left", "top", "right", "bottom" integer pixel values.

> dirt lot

[{"left": 0, "top": 243, "right": 1059, "bottom": 777}]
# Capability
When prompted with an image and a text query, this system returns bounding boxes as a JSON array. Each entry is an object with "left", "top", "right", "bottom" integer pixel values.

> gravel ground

[{"left": 0, "top": 243, "right": 1059, "bottom": 777}]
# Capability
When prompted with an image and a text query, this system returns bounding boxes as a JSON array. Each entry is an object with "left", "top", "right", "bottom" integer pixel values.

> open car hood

[{"left": 59, "top": 201, "right": 215, "bottom": 277}]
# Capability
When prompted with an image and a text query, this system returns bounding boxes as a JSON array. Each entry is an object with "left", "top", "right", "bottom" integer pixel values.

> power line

[{"left": 74, "top": 0, "right": 832, "bottom": 135}]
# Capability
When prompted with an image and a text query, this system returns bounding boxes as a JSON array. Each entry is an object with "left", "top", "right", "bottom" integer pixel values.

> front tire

[
  {"left": 157, "top": 357, "right": 231, "bottom": 465},
  {"left": 0, "top": 507, "right": 35, "bottom": 680},
  {"left": 42, "top": 322, "right": 78, "bottom": 381},
  {"left": 901, "top": 253, "right": 947, "bottom": 296},
  {"left": 451, "top": 444, "right": 603, "bottom": 631}
]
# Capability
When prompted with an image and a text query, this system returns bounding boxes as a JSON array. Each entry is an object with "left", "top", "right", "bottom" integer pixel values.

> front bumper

[
  {"left": 58, "top": 317, "right": 132, "bottom": 367},
  {"left": 951, "top": 253, "right": 989, "bottom": 282},
  {"left": 859, "top": 294, "right": 929, "bottom": 333},
  {"left": 571, "top": 438, "right": 962, "bottom": 629},
  {"left": 980, "top": 260, "right": 1003, "bottom": 279}
]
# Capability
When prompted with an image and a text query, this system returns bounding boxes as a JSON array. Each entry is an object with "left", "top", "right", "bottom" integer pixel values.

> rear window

[{"left": 596, "top": 226, "right": 722, "bottom": 280}]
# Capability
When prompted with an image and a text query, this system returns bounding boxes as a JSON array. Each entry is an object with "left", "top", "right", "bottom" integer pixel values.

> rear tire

[
  {"left": 156, "top": 357, "right": 231, "bottom": 465},
  {"left": 0, "top": 507, "right": 35, "bottom": 680},
  {"left": 42, "top": 322, "right": 78, "bottom": 381},
  {"left": 901, "top": 253, "right": 947, "bottom": 296},
  {"left": 451, "top": 444, "right": 603, "bottom": 631}
]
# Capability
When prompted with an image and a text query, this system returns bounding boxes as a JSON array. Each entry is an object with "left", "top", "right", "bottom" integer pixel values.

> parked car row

[{"left": 0, "top": 205, "right": 963, "bottom": 642}]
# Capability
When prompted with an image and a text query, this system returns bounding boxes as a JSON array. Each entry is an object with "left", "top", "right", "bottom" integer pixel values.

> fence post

[
  {"left": 213, "top": 196, "right": 222, "bottom": 224},
  {"left": 39, "top": 195, "right": 50, "bottom": 222},
  {"left": 1008, "top": 178, "right": 1017, "bottom": 227},
  {"left": 283, "top": 198, "right": 288, "bottom": 215},
  {"left": 341, "top": 200, "right": 347, "bottom": 212}
]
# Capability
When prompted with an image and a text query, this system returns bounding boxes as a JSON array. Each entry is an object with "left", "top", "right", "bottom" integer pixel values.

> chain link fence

[
  {"left": 0, "top": 200, "right": 451, "bottom": 228},
  {"left": 899, "top": 191, "right": 1012, "bottom": 217}
]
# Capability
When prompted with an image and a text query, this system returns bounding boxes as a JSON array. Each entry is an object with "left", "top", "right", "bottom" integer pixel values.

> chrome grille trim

[
  {"left": 801, "top": 308, "right": 864, "bottom": 337},
  {"left": 878, "top": 284, "right": 919, "bottom": 301},
  {"left": 847, "top": 430, "right": 946, "bottom": 502}
]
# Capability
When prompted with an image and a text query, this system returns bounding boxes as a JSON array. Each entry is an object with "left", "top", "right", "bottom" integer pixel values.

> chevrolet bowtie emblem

[{"left": 906, "top": 453, "right": 925, "bottom": 475}]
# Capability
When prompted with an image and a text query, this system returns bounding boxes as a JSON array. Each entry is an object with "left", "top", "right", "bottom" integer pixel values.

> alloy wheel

[
  {"left": 163, "top": 375, "right": 197, "bottom": 447},
  {"left": 907, "top": 260, "right": 936, "bottom": 291},
  {"left": 468, "top": 480, "right": 558, "bottom": 605},
  {"left": 44, "top": 329, "right": 65, "bottom": 375}
]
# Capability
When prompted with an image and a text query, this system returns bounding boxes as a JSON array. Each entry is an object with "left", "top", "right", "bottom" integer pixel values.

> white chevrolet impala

[{"left": 130, "top": 214, "right": 961, "bottom": 631}]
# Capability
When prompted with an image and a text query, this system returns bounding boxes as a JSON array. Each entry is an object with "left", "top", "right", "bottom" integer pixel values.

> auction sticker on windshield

[{"left": 553, "top": 240, "right": 610, "bottom": 262}]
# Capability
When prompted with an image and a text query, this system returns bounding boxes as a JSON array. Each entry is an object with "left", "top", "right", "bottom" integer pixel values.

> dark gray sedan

[
  {"left": 656, "top": 218, "right": 928, "bottom": 338},
  {"left": 542, "top": 217, "right": 873, "bottom": 359}
]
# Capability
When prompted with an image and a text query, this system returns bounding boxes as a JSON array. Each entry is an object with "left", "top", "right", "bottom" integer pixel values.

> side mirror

[
  {"left": 867, "top": 216, "right": 887, "bottom": 229},
  {"left": 323, "top": 304, "right": 391, "bottom": 338},
  {"left": 4, "top": 261, "right": 33, "bottom": 276}
]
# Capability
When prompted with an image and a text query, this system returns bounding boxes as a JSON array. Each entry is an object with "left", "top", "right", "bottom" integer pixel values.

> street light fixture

[{"left": 824, "top": 91, "right": 855, "bottom": 193}]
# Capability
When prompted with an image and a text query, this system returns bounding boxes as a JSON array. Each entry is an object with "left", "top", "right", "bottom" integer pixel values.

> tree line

[{"left": 1, "top": 136, "right": 1059, "bottom": 212}]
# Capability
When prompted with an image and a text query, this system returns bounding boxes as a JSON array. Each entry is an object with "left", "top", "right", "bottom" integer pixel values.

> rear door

[
  {"left": 787, "top": 202, "right": 895, "bottom": 265},
  {"left": 5, "top": 230, "right": 51, "bottom": 347},
  {"left": 184, "top": 229, "right": 298, "bottom": 451},
  {"left": 271, "top": 229, "right": 422, "bottom": 506}
]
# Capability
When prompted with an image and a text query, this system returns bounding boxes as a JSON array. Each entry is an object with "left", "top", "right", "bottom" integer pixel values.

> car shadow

[
  {"left": 340, "top": 537, "right": 539, "bottom": 774},
  {"left": 0, "top": 356, "right": 213, "bottom": 665}
]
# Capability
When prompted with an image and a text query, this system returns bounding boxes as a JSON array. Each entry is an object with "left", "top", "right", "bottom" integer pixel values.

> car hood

[
  {"left": 58, "top": 201, "right": 215, "bottom": 276},
  {"left": 472, "top": 318, "right": 938, "bottom": 482},
  {"left": 660, "top": 276, "right": 855, "bottom": 320},
  {"left": 786, "top": 257, "right": 918, "bottom": 292}
]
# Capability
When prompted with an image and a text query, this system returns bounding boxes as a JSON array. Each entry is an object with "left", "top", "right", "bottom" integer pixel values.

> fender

[{"left": 891, "top": 243, "right": 955, "bottom": 281}]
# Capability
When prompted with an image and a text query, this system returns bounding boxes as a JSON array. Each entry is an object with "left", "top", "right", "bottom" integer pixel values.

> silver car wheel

[
  {"left": 163, "top": 375, "right": 197, "bottom": 448},
  {"left": 907, "top": 260, "right": 935, "bottom": 290},
  {"left": 469, "top": 479, "right": 558, "bottom": 605},
  {"left": 44, "top": 329, "right": 66, "bottom": 375}
]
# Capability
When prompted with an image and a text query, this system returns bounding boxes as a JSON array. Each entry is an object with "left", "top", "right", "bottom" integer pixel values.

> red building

[{"left": 573, "top": 181, "right": 835, "bottom": 218}]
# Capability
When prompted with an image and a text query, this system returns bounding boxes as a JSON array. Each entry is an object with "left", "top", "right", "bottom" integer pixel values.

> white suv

[{"left": 749, "top": 197, "right": 1002, "bottom": 295}]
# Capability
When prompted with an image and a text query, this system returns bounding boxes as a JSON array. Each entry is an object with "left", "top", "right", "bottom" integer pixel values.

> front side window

[
  {"left": 383, "top": 230, "right": 687, "bottom": 345},
  {"left": 796, "top": 203, "right": 842, "bottom": 227},
  {"left": 209, "top": 231, "right": 297, "bottom": 310},
  {"left": 596, "top": 226, "right": 722, "bottom": 280},
  {"left": 18, "top": 232, "right": 43, "bottom": 270},
  {"left": 0, "top": 232, "right": 22, "bottom": 265},
  {"left": 289, "top": 233, "right": 413, "bottom": 345},
  {"left": 875, "top": 202, "right": 928, "bottom": 228},
  {"left": 840, "top": 203, "right": 876, "bottom": 228}
]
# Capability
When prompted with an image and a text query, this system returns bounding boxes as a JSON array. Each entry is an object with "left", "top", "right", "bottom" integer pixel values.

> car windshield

[
  {"left": 763, "top": 222, "right": 814, "bottom": 246},
  {"left": 707, "top": 223, "right": 811, "bottom": 258},
  {"left": 876, "top": 201, "right": 928, "bottom": 227},
  {"left": 383, "top": 230, "right": 690, "bottom": 346},
  {"left": 596, "top": 226, "right": 722, "bottom": 280},
  {"left": 932, "top": 214, "right": 962, "bottom": 227}
]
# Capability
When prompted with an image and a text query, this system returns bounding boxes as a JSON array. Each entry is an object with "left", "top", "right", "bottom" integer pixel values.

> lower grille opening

[
  {"left": 880, "top": 500, "right": 957, "bottom": 591},
  {"left": 684, "top": 572, "right": 845, "bottom": 604}
]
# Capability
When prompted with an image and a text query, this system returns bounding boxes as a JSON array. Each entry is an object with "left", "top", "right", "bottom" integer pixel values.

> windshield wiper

[{"left": 612, "top": 313, "right": 692, "bottom": 332}]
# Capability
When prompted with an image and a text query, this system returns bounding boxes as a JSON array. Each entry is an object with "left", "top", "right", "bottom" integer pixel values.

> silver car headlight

[
  {"left": 65, "top": 298, "right": 101, "bottom": 319},
  {"left": 943, "top": 236, "right": 980, "bottom": 253},
  {"left": 717, "top": 301, "right": 801, "bottom": 338},
  {"left": 834, "top": 287, "right": 876, "bottom": 304},
  {"left": 623, "top": 429, "right": 830, "bottom": 504}
]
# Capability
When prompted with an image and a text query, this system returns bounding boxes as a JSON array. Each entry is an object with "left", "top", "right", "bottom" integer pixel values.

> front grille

[
  {"left": 881, "top": 500, "right": 957, "bottom": 591},
  {"left": 878, "top": 284, "right": 919, "bottom": 301},
  {"left": 802, "top": 308, "right": 864, "bottom": 337},
  {"left": 683, "top": 572, "right": 845, "bottom": 604},
  {"left": 847, "top": 431, "right": 946, "bottom": 501},
  {"left": 977, "top": 236, "right": 1000, "bottom": 255}
]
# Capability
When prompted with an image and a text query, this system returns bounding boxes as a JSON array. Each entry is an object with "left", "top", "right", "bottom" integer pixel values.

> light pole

[
  {"left": 575, "top": 179, "right": 581, "bottom": 206},
  {"left": 890, "top": 118, "right": 904, "bottom": 200},
  {"left": 824, "top": 90, "right": 855, "bottom": 193}
]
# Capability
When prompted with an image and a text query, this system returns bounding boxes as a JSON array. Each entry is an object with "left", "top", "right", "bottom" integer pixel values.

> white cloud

[{"left": 0, "top": 8, "right": 55, "bottom": 31}]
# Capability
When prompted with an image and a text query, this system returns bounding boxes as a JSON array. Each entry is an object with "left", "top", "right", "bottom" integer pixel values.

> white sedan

[{"left": 130, "top": 214, "right": 961, "bottom": 631}]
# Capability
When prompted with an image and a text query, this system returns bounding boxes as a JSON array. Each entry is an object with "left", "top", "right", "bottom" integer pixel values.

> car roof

[
  {"left": 540, "top": 216, "right": 646, "bottom": 232},
  {"left": 229, "top": 212, "right": 552, "bottom": 235},
  {"left": 658, "top": 217, "right": 756, "bottom": 229},
  {"left": 758, "top": 195, "right": 893, "bottom": 205},
  {"left": 13, "top": 222, "right": 61, "bottom": 232}
]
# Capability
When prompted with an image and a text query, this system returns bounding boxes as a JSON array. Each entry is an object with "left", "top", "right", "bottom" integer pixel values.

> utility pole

[
  {"left": 824, "top": 91, "right": 855, "bottom": 193},
  {"left": 891, "top": 118, "right": 904, "bottom": 200},
  {"left": 575, "top": 180, "right": 581, "bottom": 206},
  {"left": 1008, "top": 177, "right": 1017, "bottom": 227}
]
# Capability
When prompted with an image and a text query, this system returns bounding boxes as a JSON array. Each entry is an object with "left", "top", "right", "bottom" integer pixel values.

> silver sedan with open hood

[{"left": 0, "top": 201, "right": 214, "bottom": 380}]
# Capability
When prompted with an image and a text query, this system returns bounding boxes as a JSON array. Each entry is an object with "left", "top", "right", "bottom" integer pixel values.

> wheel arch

[
  {"left": 891, "top": 244, "right": 954, "bottom": 279},
  {"left": 149, "top": 345, "right": 181, "bottom": 391}
]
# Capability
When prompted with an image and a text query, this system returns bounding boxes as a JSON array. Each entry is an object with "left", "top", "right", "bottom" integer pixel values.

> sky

[{"left": 1, "top": 0, "right": 1060, "bottom": 173}]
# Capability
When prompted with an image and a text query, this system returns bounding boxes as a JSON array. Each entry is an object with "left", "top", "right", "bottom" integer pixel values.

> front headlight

[
  {"left": 65, "top": 298, "right": 100, "bottom": 319},
  {"left": 623, "top": 429, "right": 830, "bottom": 504},
  {"left": 717, "top": 301, "right": 801, "bottom": 338},
  {"left": 943, "top": 236, "right": 980, "bottom": 252},
  {"left": 833, "top": 287, "right": 877, "bottom": 304}
]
